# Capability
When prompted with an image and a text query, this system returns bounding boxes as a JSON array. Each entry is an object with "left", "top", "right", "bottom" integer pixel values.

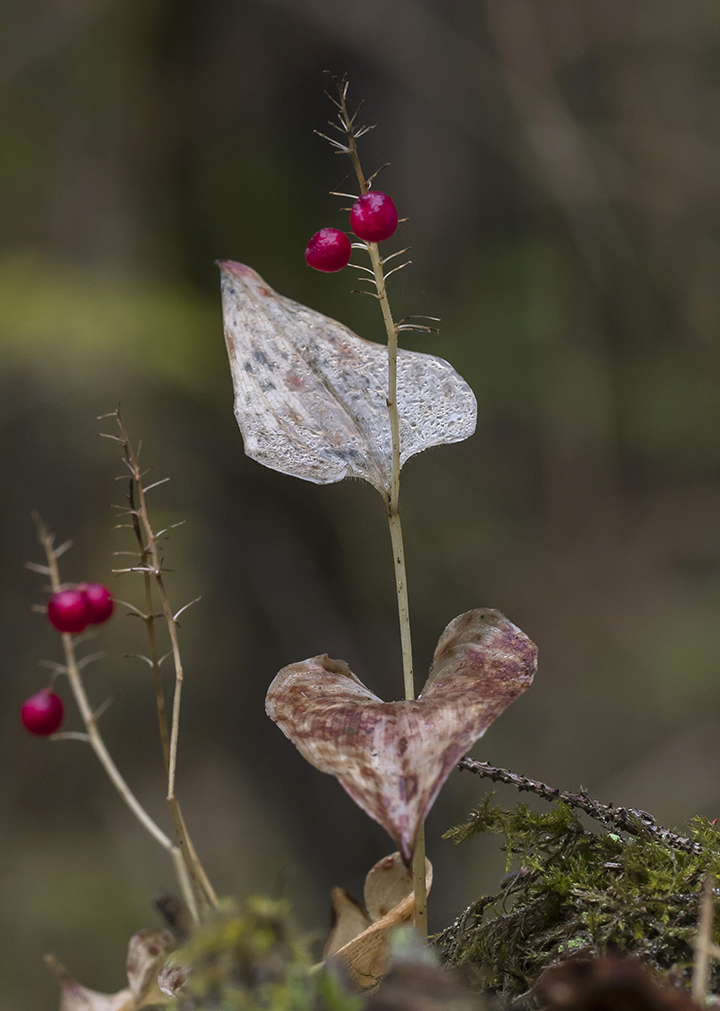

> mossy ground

[{"left": 435, "top": 797, "right": 720, "bottom": 1002}]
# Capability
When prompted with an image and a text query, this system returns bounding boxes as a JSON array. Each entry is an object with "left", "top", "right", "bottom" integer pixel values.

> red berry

[
  {"left": 350, "top": 191, "right": 398, "bottom": 243},
  {"left": 77, "top": 583, "right": 114, "bottom": 624},
  {"left": 47, "top": 589, "right": 91, "bottom": 634},
  {"left": 21, "top": 689, "right": 64, "bottom": 736},
  {"left": 305, "top": 228, "right": 352, "bottom": 272}
]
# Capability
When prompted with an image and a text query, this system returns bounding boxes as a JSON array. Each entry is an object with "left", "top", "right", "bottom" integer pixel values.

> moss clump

[
  {"left": 168, "top": 895, "right": 362, "bottom": 1011},
  {"left": 435, "top": 796, "right": 720, "bottom": 1001}
]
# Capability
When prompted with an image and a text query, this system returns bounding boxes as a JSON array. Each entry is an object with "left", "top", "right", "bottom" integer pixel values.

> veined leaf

[{"left": 219, "top": 261, "right": 476, "bottom": 495}]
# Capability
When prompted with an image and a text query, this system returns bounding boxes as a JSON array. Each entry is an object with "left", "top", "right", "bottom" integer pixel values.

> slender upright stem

[
  {"left": 33, "top": 514, "right": 199, "bottom": 925},
  {"left": 339, "top": 84, "right": 427, "bottom": 936},
  {"left": 114, "top": 415, "right": 219, "bottom": 912},
  {"left": 129, "top": 483, "right": 171, "bottom": 772}
]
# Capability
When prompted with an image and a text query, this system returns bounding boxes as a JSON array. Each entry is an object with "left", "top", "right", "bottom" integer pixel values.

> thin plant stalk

[
  {"left": 128, "top": 482, "right": 171, "bottom": 773},
  {"left": 692, "top": 876, "right": 716, "bottom": 1002},
  {"left": 108, "top": 411, "right": 220, "bottom": 912},
  {"left": 337, "top": 82, "right": 428, "bottom": 936},
  {"left": 33, "top": 513, "right": 199, "bottom": 925}
]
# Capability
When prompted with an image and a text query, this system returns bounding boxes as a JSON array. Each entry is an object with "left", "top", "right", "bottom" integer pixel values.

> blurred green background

[{"left": 3, "top": 0, "right": 720, "bottom": 1006}]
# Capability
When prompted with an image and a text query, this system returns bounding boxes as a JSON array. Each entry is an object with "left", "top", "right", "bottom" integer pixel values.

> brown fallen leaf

[
  {"left": 219, "top": 261, "right": 476, "bottom": 496},
  {"left": 324, "top": 851, "right": 418, "bottom": 959},
  {"left": 44, "top": 955, "right": 134, "bottom": 1011},
  {"left": 266, "top": 608, "right": 537, "bottom": 862},
  {"left": 329, "top": 853, "right": 433, "bottom": 990},
  {"left": 126, "top": 928, "right": 176, "bottom": 1005},
  {"left": 324, "top": 887, "right": 373, "bottom": 958},
  {"left": 364, "top": 852, "right": 417, "bottom": 923},
  {"left": 46, "top": 927, "right": 176, "bottom": 1011}
]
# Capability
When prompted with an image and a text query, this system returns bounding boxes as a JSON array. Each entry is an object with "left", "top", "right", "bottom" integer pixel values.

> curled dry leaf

[
  {"left": 329, "top": 851, "right": 433, "bottom": 990},
  {"left": 323, "top": 888, "right": 372, "bottom": 958},
  {"left": 46, "top": 928, "right": 176, "bottom": 1011},
  {"left": 126, "top": 928, "right": 176, "bottom": 1005},
  {"left": 266, "top": 609, "right": 537, "bottom": 862},
  {"left": 364, "top": 851, "right": 417, "bottom": 923},
  {"left": 44, "top": 955, "right": 134, "bottom": 1011},
  {"left": 219, "top": 261, "right": 476, "bottom": 496}
]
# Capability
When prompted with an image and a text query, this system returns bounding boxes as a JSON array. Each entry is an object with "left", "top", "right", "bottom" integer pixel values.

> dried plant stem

[
  {"left": 693, "top": 876, "right": 716, "bottom": 1002},
  {"left": 129, "top": 490, "right": 171, "bottom": 772},
  {"left": 33, "top": 513, "right": 199, "bottom": 924},
  {"left": 339, "top": 81, "right": 427, "bottom": 936},
  {"left": 113, "top": 412, "right": 220, "bottom": 913}
]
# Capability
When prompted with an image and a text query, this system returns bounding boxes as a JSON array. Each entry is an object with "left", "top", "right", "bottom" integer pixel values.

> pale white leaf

[{"left": 219, "top": 261, "right": 477, "bottom": 495}]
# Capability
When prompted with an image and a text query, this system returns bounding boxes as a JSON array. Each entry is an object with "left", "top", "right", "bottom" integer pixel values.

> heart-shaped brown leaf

[
  {"left": 219, "top": 261, "right": 476, "bottom": 496},
  {"left": 266, "top": 608, "right": 537, "bottom": 862}
]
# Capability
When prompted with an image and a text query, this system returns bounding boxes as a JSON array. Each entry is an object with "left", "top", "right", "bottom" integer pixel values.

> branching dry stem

[
  {"left": 334, "top": 78, "right": 427, "bottom": 936},
  {"left": 109, "top": 410, "right": 219, "bottom": 913},
  {"left": 32, "top": 512, "right": 199, "bottom": 924}
]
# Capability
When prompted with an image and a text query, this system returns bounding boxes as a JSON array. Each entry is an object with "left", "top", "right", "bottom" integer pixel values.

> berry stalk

[
  {"left": 335, "top": 81, "right": 428, "bottom": 936},
  {"left": 32, "top": 512, "right": 199, "bottom": 924}
]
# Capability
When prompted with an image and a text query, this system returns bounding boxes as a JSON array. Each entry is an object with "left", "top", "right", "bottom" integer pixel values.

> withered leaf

[
  {"left": 330, "top": 852, "right": 433, "bottom": 990},
  {"left": 266, "top": 609, "right": 537, "bottom": 862},
  {"left": 219, "top": 261, "right": 476, "bottom": 496},
  {"left": 323, "top": 887, "right": 372, "bottom": 958},
  {"left": 126, "top": 928, "right": 176, "bottom": 1005},
  {"left": 364, "top": 851, "right": 415, "bottom": 923},
  {"left": 46, "top": 928, "right": 176, "bottom": 1011},
  {"left": 44, "top": 955, "right": 134, "bottom": 1011}
]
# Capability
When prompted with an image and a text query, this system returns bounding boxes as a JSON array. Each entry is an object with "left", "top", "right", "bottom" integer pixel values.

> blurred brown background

[{"left": 3, "top": 0, "right": 720, "bottom": 1006}]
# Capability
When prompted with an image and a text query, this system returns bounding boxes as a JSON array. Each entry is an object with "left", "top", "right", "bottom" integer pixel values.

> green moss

[
  {"left": 171, "top": 896, "right": 361, "bottom": 1011},
  {"left": 436, "top": 796, "right": 720, "bottom": 1001}
]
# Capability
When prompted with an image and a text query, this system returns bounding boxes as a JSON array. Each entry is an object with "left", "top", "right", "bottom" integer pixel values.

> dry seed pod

[
  {"left": 219, "top": 261, "right": 476, "bottom": 496},
  {"left": 266, "top": 608, "right": 537, "bottom": 862}
]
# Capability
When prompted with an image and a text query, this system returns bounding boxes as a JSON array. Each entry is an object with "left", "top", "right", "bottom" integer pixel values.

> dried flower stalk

[
  {"left": 103, "top": 409, "right": 219, "bottom": 912},
  {"left": 31, "top": 512, "right": 199, "bottom": 924}
]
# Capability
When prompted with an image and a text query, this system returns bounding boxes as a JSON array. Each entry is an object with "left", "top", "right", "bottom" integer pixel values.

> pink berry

[
  {"left": 305, "top": 228, "right": 352, "bottom": 272},
  {"left": 350, "top": 191, "right": 398, "bottom": 243},
  {"left": 21, "top": 689, "right": 64, "bottom": 736},
  {"left": 47, "top": 589, "right": 91, "bottom": 634},
  {"left": 77, "top": 583, "right": 114, "bottom": 625}
]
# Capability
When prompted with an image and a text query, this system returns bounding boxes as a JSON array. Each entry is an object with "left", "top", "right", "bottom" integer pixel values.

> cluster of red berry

[
  {"left": 304, "top": 191, "right": 398, "bottom": 272},
  {"left": 21, "top": 584, "right": 114, "bottom": 737}
]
